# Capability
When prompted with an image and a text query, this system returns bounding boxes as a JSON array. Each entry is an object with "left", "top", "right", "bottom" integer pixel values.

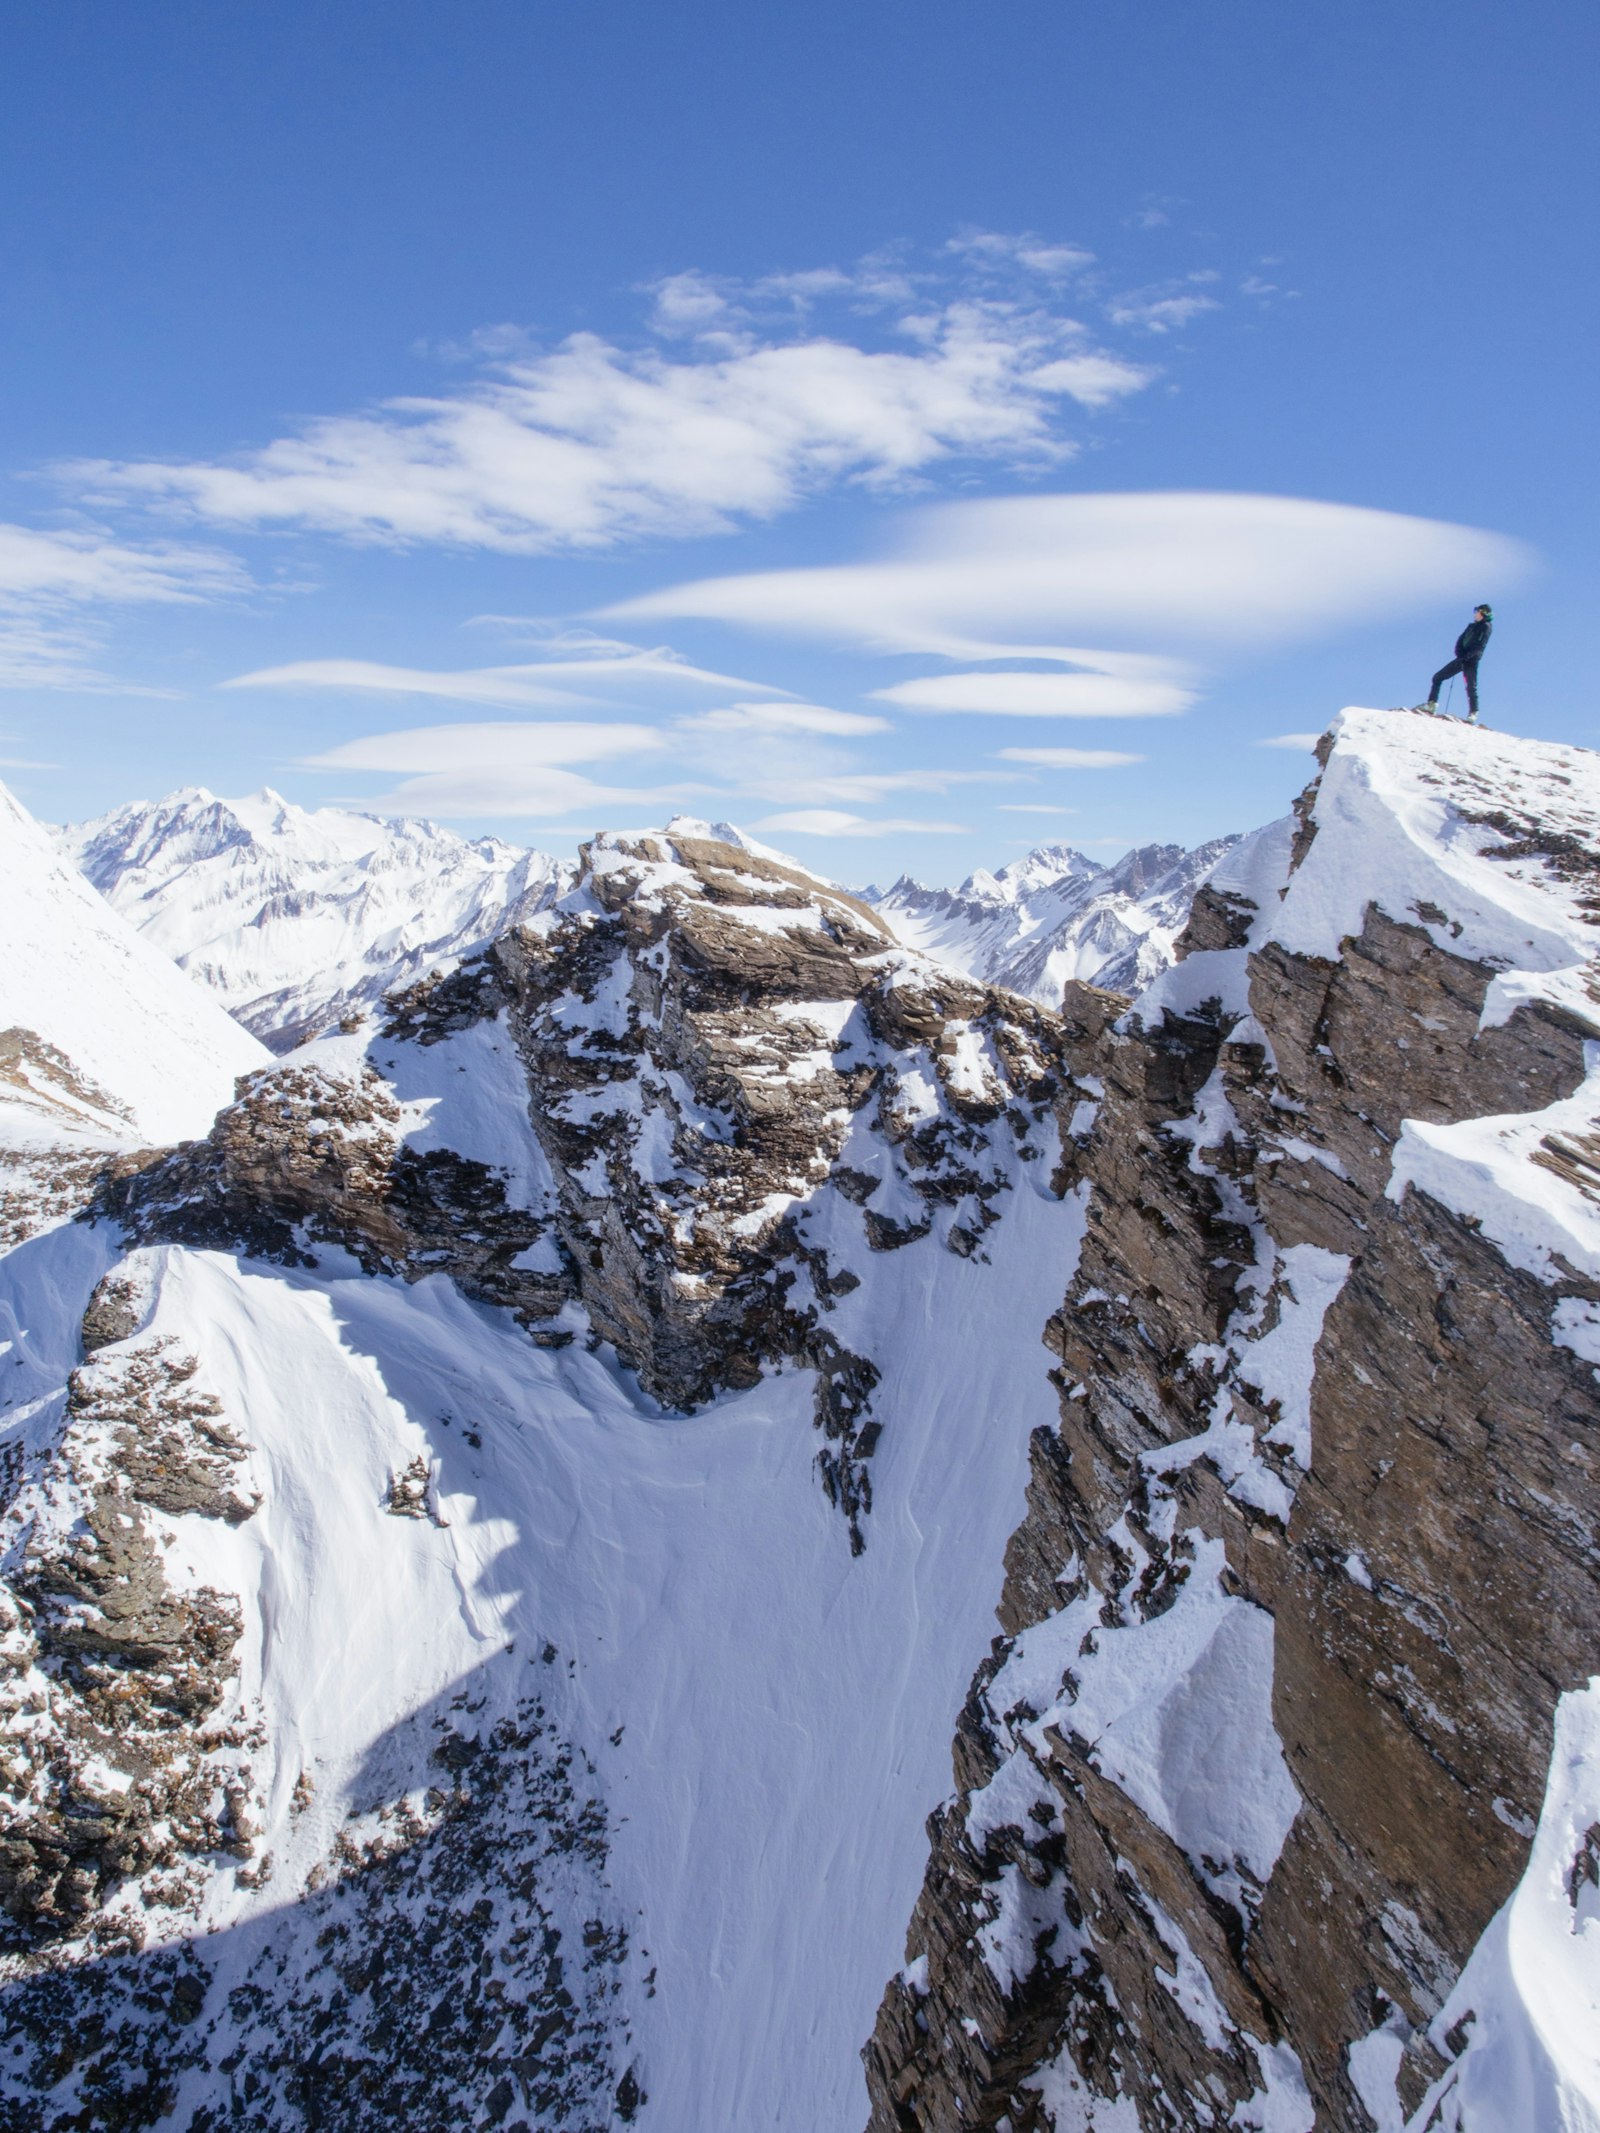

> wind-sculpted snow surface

[
  {"left": 61, "top": 785, "right": 571, "bottom": 1050},
  {"left": 868, "top": 836, "right": 1240, "bottom": 1008},
  {"left": 0, "top": 816, "right": 1091, "bottom": 2128},
  {"left": 866, "top": 709, "right": 1600, "bottom": 2131}
]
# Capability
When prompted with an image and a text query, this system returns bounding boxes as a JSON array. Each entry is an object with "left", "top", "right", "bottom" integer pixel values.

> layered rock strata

[{"left": 865, "top": 711, "right": 1600, "bottom": 2130}]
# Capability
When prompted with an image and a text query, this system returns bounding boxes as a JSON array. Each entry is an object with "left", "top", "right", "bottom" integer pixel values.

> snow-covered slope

[
  {"left": 869, "top": 835, "right": 1239, "bottom": 1006},
  {"left": 9, "top": 717, "right": 1600, "bottom": 2133},
  {"left": 0, "top": 819, "right": 1090, "bottom": 2130},
  {"left": 61, "top": 786, "right": 571, "bottom": 1050},
  {"left": 0, "top": 778, "right": 267, "bottom": 1151}
]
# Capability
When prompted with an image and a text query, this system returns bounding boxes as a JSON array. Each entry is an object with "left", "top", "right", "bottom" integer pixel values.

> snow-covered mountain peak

[
  {"left": 869, "top": 830, "right": 1241, "bottom": 1005},
  {"left": 61, "top": 785, "right": 573, "bottom": 1050},
  {"left": 984, "top": 840, "right": 1102, "bottom": 901},
  {"left": 0, "top": 778, "right": 266, "bottom": 1158}
]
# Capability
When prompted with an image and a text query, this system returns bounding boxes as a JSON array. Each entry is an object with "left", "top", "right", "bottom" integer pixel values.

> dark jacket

[{"left": 1455, "top": 616, "right": 1492, "bottom": 663}]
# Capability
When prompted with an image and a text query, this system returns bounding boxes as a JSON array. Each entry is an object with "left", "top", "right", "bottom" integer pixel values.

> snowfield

[
  {"left": 0, "top": 1131, "right": 1083, "bottom": 2128},
  {"left": 1, "top": 778, "right": 267, "bottom": 1148}
]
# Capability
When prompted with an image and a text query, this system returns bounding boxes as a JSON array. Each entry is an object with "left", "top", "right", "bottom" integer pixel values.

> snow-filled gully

[{"left": 0, "top": 1134, "right": 1084, "bottom": 2130}]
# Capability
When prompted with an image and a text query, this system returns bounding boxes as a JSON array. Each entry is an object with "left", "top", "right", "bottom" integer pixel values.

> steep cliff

[{"left": 864, "top": 708, "right": 1600, "bottom": 2131}]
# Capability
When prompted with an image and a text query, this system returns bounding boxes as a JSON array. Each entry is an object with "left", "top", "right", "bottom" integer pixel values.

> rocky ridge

[
  {"left": 1, "top": 796, "right": 1090, "bottom": 2130},
  {"left": 97, "top": 823, "right": 1077, "bottom": 1552},
  {"left": 864, "top": 708, "right": 1600, "bottom": 2131}
]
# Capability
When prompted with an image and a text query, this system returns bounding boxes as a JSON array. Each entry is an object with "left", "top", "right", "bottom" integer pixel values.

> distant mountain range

[
  {"left": 863, "top": 835, "right": 1241, "bottom": 1002},
  {"left": 60, "top": 789, "right": 1238, "bottom": 1044},
  {"left": 61, "top": 787, "right": 570, "bottom": 1051}
]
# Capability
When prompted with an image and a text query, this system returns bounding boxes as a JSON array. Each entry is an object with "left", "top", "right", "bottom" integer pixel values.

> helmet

[{"left": 1477, "top": 603, "right": 1493, "bottom": 616}]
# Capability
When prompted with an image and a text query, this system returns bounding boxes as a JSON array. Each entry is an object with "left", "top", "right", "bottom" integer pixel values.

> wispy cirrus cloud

[
  {"left": 1258, "top": 731, "right": 1322, "bottom": 750},
  {"left": 0, "top": 521, "right": 249, "bottom": 690},
  {"left": 1106, "top": 272, "right": 1222, "bottom": 333},
  {"left": 65, "top": 242, "right": 1162, "bottom": 555},
  {"left": 224, "top": 640, "right": 788, "bottom": 711},
  {"left": 998, "top": 747, "right": 1145, "bottom": 769}
]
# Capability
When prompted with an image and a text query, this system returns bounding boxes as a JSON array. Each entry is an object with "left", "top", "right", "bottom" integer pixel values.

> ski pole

[{"left": 1446, "top": 677, "right": 1456, "bottom": 717}]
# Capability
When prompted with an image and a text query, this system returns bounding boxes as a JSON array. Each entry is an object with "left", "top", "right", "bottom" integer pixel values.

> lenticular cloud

[{"left": 611, "top": 490, "right": 1531, "bottom": 666}]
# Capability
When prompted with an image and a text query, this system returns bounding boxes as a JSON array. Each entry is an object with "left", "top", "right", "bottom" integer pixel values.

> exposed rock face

[
  {"left": 865, "top": 712, "right": 1600, "bottom": 2130},
  {"left": 102, "top": 825, "right": 1078, "bottom": 1551},
  {"left": 0, "top": 1322, "right": 260, "bottom": 1957},
  {"left": 97, "top": 1054, "right": 578, "bottom": 1332}
]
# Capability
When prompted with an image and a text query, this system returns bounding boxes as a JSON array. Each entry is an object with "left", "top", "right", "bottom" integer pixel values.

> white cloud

[
  {"left": 303, "top": 721, "right": 665, "bottom": 774},
  {"left": 945, "top": 229, "right": 1096, "bottom": 281},
  {"left": 998, "top": 747, "right": 1146, "bottom": 768},
  {"left": 299, "top": 719, "right": 690, "bottom": 819},
  {"left": 1258, "top": 731, "right": 1323, "bottom": 750},
  {"left": 874, "top": 672, "right": 1190, "bottom": 718},
  {"left": 997, "top": 803, "right": 1077, "bottom": 814},
  {"left": 1024, "top": 354, "right": 1153, "bottom": 408},
  {"left": 611, "top": 493, "right": 1530, "bottom": 672},
  {"left": 0, "top": 522, "right": 248, "bottom": 690},
  {"left": 0, "top": 522, "right": 244, "bottom": 606},
  {"left": 1106, "top": 281, "right": 1222, "bottom": 334},
  {"left": 70, "top": 253, "right": 1159, "bottom": 554},
  {"left": 675, "top": 701, "right": 889, "bottom": 737},
  {"left": 224, "top": 646, "right": 788, "bottom": 709},
  {"left": 752, "top": 809, "right": 969, "bottom": 837}
]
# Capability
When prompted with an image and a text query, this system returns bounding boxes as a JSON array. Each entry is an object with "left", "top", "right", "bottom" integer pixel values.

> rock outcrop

[
  {"left": 865, "top": 710, "right": 1600, "bottom": 2131},
  {"left": 100, "top": 824, "right": 1078, "bottom": 1550}
]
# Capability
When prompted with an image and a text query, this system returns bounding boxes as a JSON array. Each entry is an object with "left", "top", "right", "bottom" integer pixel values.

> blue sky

[{"left": 1, "top": 0, "right": 1593, "bottom": 882}]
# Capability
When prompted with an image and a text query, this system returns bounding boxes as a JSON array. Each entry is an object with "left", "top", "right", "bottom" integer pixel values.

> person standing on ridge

[{"left": 1421, "top": 605, "right": 1492, "bottom": 721}]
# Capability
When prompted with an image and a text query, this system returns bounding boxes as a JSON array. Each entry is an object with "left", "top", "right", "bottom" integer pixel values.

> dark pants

[{"left": 1429, "top": 657, "right": 1480, "bottom": 719}]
